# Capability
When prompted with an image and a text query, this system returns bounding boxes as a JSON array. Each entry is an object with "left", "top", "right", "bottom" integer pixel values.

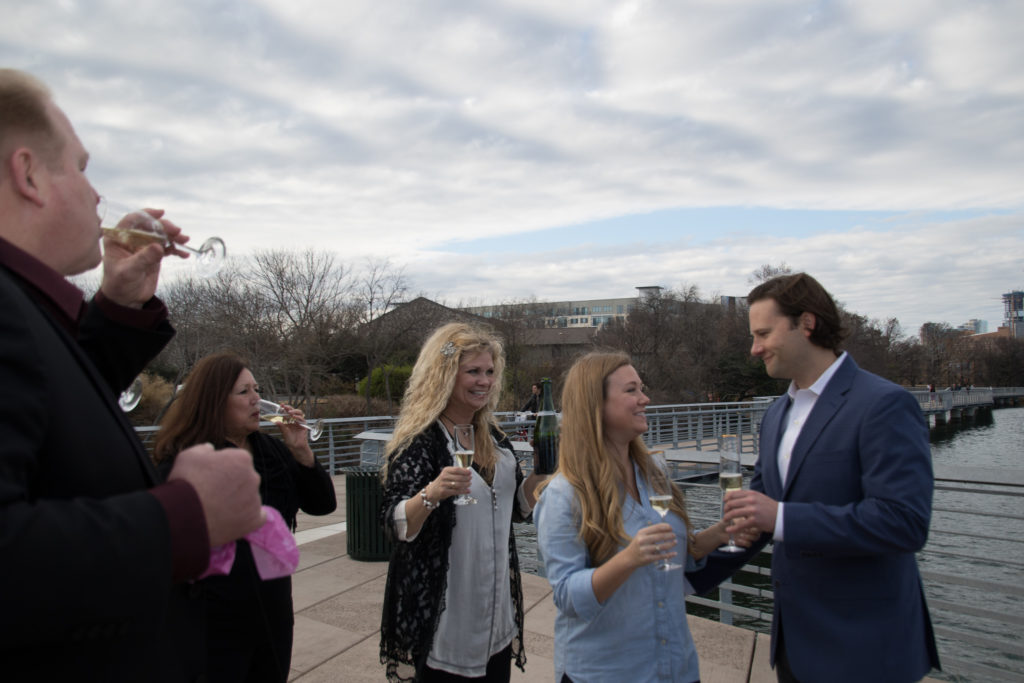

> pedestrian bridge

[{"left": 907, "top": 387, "right": 1024, "bottom": 425}]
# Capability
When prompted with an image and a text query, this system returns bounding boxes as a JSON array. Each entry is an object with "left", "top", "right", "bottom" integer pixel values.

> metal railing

[
  {"left": 135, "top": 398, "right": 1022, "bottom": 680},
  {"left": 135, "top": 392, "right": 1022, "bottom": 472},
  {"left": 136, "top": 416, "right": 400, "bottom": 472},
  {"left": 909, "top": 388, "right": 995, "bottom": 414},
  {"left": 641, "top": 400, "right": 773, "bottom": 454},
  {"left": 681, "top": 472, "right": 1024, "bottom": 683}
]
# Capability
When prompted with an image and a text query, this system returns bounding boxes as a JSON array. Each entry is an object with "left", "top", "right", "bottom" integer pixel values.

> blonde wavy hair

[
  {"left": 381, "top": 322, "right": 506, "bottom": 481},
  {"left": 547, "top": 350, "right": 695, "bottom": 565}
]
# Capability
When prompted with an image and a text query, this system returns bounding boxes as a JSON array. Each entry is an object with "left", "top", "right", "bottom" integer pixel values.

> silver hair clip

[{"left": 441, "top": 341, "right": 456, "bottom": 357}]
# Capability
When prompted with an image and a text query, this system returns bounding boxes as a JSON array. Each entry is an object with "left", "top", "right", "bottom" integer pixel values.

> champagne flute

[
  {"left": 452, "top": 423, "right": 476, "bottom": 505},
  {"left": 258, "top": 399, "right": 323, "bottom": 441},
  {"left": 648, "top": 467, "right": 683, "bottom": 571},
  {"left": 118, "top": 376, "right": 143, "bottom": 412},
  {"left": 99, "top": 198, "right": 226, "bottom": 277},
  {"left": 718, "top": 434, "right": 745, "bottom": 553}
]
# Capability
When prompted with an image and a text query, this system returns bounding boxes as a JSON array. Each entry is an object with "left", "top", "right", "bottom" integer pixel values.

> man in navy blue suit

[{"left": 723, "top": 273, "right": 940, "bottom": 683}]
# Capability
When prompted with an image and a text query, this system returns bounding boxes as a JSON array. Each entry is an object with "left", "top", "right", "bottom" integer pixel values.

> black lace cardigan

[{"left": 378, "top": 421, "right": 528, "bottom": 682}]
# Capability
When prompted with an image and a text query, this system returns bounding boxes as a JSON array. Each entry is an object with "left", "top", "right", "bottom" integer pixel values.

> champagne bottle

[{"left": 533, "top": 378, "right": 559, "bottom": 475}]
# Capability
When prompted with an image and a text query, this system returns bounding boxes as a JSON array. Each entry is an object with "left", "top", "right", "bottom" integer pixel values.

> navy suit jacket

[{"left": 751, "top": 355, "right": 940, "bottom": 682}]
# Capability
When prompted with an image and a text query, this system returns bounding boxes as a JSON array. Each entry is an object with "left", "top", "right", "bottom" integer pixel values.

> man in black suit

[{"left": 0, "top": 68, "right": 265, "bottom": 681}]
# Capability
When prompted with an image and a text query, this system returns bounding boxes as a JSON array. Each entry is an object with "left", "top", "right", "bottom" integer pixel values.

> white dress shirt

[{"left": 773, "top": 352, "right": 847, "bottom": 541}]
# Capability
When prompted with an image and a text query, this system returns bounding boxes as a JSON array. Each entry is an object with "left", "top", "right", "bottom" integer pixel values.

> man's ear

[
  {"left": 8, "top": 148, "right": 47, "bottom": 208},
  {"left": 800, "top": 312, "right": 816, "bottom": 337}
]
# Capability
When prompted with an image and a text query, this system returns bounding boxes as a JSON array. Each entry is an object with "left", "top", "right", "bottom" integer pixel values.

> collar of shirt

[
  {"left": 786, "top": 350, "right": 848, "bottom": 403},
  {"left": 0, "top": 235, "right": 86, "bottom": 331}
]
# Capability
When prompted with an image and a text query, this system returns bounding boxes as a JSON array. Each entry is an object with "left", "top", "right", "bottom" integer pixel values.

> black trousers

[{"left": 416, "top": 644, "right": 512, "bottom": 683}]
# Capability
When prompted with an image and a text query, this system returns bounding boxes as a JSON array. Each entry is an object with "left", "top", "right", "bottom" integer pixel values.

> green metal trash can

[{"left": 343, "top": 466, "right": 393, "bottom": 561}]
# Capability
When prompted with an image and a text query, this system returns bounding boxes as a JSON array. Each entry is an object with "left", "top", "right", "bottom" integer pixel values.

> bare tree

[
  {"left": 919, "top": 322, "right": 962, "bottom": 388},
  {"left": 353, "top": 259, "right": 414, "bottom": 413},
  {"left": 747, "top": 262, "right": 793, "bottom": 286},
  {"left": 155, "top": 250, "right": 353, "bottom": 414},
  {"left": 243, "top": 249, "right": 353, "bottom": 407}
]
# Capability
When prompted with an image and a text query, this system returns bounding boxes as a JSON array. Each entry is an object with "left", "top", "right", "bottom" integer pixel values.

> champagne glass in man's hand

[
  {"left": 100, "top": 198, "right": 226, "bottom": 277},
  {"left": 718, "top": 434, "right": 745, "bottom": 553}
]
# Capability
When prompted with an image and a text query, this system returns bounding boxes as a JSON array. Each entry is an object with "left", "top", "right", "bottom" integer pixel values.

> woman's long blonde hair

[
  {"left": 381, "top": 322, "right": 506, "bottom": 481},
  {"left": 549, "top": 350, "right": 695, "bottom": 565}
]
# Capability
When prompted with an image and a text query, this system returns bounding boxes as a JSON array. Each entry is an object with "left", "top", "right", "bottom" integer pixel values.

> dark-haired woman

[{"left": 154, "top": 352, "right": 336, "bottom": 683}]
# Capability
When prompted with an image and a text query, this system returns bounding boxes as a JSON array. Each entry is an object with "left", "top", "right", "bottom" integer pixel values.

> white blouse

[{"left": 393, "top": 423, "right": 532, "bottom": 676}]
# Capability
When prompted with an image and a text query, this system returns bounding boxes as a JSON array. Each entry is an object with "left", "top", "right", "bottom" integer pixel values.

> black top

[{"left": 204, "top": 431, "right": 336, "bottom": 682}]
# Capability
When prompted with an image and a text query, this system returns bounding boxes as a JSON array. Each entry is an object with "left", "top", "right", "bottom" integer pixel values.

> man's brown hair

[{"left": 748, "top": 272, "right": 848, "bottom": 352}]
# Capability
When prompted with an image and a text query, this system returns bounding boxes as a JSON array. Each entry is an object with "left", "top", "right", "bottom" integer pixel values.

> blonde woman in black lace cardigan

[{"left": 379, "top": 322, "right": 546, "bottom": 682}]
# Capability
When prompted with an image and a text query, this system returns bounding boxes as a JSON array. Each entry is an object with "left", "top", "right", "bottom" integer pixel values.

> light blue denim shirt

[{"left": 535, "top": 463, "right": 706, "bottom": 683}]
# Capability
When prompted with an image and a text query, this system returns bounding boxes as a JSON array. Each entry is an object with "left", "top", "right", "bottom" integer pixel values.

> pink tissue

[{"left": 199, "top": 506, "right": 300, "bottom": 580}]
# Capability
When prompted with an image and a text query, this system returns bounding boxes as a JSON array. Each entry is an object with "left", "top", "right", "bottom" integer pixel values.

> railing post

[
  {"left": 720, "top": 585, "right": 733, "bottom": 626},
  {"left": 328, "top": 423, "right": 336, "bottom": 473}
]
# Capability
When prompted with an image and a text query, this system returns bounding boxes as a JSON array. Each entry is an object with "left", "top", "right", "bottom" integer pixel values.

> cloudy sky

[{"left": 4, "top": 0, "right": 1022, "bottom": 335}]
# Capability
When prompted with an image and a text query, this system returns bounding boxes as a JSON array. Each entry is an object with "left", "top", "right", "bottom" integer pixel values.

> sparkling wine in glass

[
  {"left": 718, "top": 434, "right": 745, "bottom": 553},
  {"left": 99, "top": 198, "right": 226, "bottom": 277},
  {"left": 648, "top": 468, "right": 682, "bottom": 571},
  {"left": 258, "top": 399, "right": 323, "bottom": 441},
  {"left": 118, "top": 376, "right": 144, "bottom": 412},
  {"left": 452, "top": 423, "right": 476, "bottom": 505}
]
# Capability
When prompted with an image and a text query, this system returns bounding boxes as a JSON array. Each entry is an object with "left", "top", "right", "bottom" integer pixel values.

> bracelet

[{"left": 419, "top": 488, "right": 437, "bottom": 510}]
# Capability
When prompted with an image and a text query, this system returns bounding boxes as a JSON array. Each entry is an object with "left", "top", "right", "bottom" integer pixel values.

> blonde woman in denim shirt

[{"left": 535, "top": 352, "right": 750, "bottom": 683}]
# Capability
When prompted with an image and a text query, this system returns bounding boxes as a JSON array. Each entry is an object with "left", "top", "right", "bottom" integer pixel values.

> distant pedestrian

[{"left": 520, "top": 382, "right": 540, "bottom": 413}]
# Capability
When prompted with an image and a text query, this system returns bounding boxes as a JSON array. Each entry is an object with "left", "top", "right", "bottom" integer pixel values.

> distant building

[
  {"left": 718, "top": 295, "right": 745, "bottom": 312},
  {"left": 1003, "top": 291, "right": 1024, "bottom": 339},
  {"left": 464, "top": 286, "right": 662, "bottom": 329},
  {"left": 958, "top": 319, "right": 989, "bottom": 335}
]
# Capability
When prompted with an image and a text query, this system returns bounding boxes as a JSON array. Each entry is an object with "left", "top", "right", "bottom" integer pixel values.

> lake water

[{"left": 514, "top": 405, "right": 1024, "bottom": 682}]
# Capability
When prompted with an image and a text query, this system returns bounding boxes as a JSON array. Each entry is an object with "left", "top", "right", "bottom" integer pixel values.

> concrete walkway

[
  {"left": 286, "top": 477, "right": 777, "bottom": 682},
  {"left": 287, "top": 477, "right": 939, "bottom": 682}
]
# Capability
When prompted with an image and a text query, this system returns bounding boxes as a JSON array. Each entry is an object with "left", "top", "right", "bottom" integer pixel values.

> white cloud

[
  {"left": 2, "top": 0, "right": 1022, "bottom": 336},
  {"left": 410, "top": 212, "right": 1021, "bottom": 335}
]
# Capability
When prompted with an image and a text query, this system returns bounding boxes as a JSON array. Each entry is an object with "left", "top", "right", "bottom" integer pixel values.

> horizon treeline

[{"left": 76, "top": 253, "right": 1020, "bottom": 422}]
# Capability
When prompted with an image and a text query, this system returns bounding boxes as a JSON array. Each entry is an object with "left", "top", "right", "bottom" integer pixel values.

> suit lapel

[
  {"left": 782, "top": 355, "right": 856, "bottom": 498},
  {"left": 759, "top": 396, "right": 789, "bottom": 498}
]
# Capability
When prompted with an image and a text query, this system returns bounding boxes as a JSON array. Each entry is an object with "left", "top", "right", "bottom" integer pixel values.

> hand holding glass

[
  {"left": 648, "top": 470, "right": 682, "bottom": 571},
  {"left": 100, "top": 199, "right": 226, "bottom": 277},
  {"left": 718, "top": 435, "right": 744, "bottom": 553},
  {"left": 452, "top": 424, "right": 476, "bottom": 505},
  {"left": 258, "top": 399, "right": 323, "bottom": 442}
]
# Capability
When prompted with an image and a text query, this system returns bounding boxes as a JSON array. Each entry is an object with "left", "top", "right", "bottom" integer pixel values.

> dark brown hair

[
  {"left": 747, "top": 272, "right": 848, "bottom": 351},
  {"left": 153, "top": 352, "right": 250, "bottom": 463}
]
